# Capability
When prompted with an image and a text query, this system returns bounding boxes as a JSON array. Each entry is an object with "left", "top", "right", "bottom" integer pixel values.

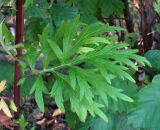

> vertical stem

[
  {"left": 122, "top": 0, "right": 134, "bottom": 33},
  {"left": 140, "top": 0, "right": 153, "bottom": 52},
  {"left": 14, "top": 0, "right": 24, "bottom": 129}
]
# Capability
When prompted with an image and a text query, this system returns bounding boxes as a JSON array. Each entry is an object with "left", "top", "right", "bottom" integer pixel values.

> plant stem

[
  {"left": 0, "top": 96, "right": 13, "bottom": 100},
  {"left": 39, "top": 63, "right": 70, "bottom": 74},
  {"left": 38, "top": 57, "right": 86, "bottom": 74},
  {"left": 14, "top": 0, "right": 24, "bottom": 129},
  {"left": 122, "top": 0, "right": 134, "bottom": 33}
]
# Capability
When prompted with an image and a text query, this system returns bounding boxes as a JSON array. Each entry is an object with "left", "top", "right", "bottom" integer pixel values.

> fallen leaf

[
  {"left": 52, "top": 109, "right": 62, "bottom": 117},
  {"left": 36, "top": 118, "right": 46, "bottom": 125},
  {"left": 0, "top": 111, "right": 17, "bottom": 128},
  {"left": 0, "top": 99, "right": 12, "bottom": 117},
  {"left": 0, "top": 80, "right": 6, "bottom": 93}
]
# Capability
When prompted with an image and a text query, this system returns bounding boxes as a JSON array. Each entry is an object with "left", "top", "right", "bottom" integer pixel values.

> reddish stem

[{"left": 14, "top": 0, "right": 24, "bottom": 129}]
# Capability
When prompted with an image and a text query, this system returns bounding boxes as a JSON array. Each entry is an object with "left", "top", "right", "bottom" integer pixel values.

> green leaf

[
  {"left": 21, "top": 76, "right": 36, "bottom": 97},
  {"left": 99, "top": 0, "right": 125, "bottom": 17},
  {"left": 71, "top": 0, "right": 98, "bottom": 15},
  {"left": 70, "top": 93, "right": 87, "bottom": 122},
  {"left": 51, "top": 79, "right": 65, "bottom": 112},
  {"left": 47, "top": 39, "right": 64, "bottom": 62},
  {"left": 25, "top": 0, "right": 49, "bottom": 19},
  {"left": 30, "top": 76, "right": 48, "bottom": 112},
  {"left": 39, "top": 25, "right": 56, "bottom": 68},
  {"left": 73, "top": 112, "right": 138, "bottom": 130},
  {"left": 115, "top": 57, "right": 138, "bottom": 71},
  {"left": 106, "top": 85, "right": 133, "bottom": 102},
  {"left": 72, "top": 24, "right": 123, "bottom": 51},
  {"left": 24, "top": 0, "right": 34, "bottom": 9},
  {"left": 110, "top": 78, "right": 137, "bottom": 112},
  {"left": 25, "top": 18, "right": 44, "bottom": 43},
  {"left": 23, "top": 47, "right": 40, "bottom": 70},
  {"left": 116, "top": 113, "right": 139, "bottom": 130},
  {"left": 72, "top": 67, "right": 94, "bottom": 104},
  {"left": 81, "top": 37, "right": 111, "bottom": 46},
  {"left": 93, "top": 103, "right": 108, "bottom": 122},
  {"left": 75, "top": 113, "right": 115, "bottom": 130},
  {"left": 51, "top": 3, "right": 78, "bottom": 26},
  {"left": 99, "top": 68, "right": 112, "bottom": 84},
  {"left": 63, "top": 15, "right": 80, "bottom": 56},
  {"left": 77, "top": 74, "right": 87, "bottom": 101},
  {"left": 69, "top": 69, "right": 77, "bottom": 90},
  {"left": 10, "top": 100, "right": 17, "bottom": 112},
  {"left": 18, "top": 115, "right": 28, "bottom": 130},
  {"left": 116, "top": 93, "right": 134, "bottom": 103},
  {"left": 79, "top": 105, "right": 87, "bottom": 122},
  {"left": 35, "top": 88, "right": 44, "bottom": 112},
  {"left": 154, "top": 2, "right": 160, "bottom": 13},
  {"left": 128, "top": 75, "right": 160, "bottom": 130},
  {"left": 145, "top": 50, "right": 160, "bottom": 72},
  {"left": 155, "top": 23, "right": 160, "bottom": 31},
  {"left": 0, "top": 21, "right": 3, "bottom": 41},
  {"left": 2, "top": 23, "right": 13, "bottom": 43},
  {"left": 22, "top": 15, "right": 150, "bottom": 124},
  {"left": 80, "top": 15, "right": 98, "bottom": 24}
]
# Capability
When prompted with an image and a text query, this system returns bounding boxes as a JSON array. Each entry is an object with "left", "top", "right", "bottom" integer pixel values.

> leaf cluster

[{"left": 22, "top": 16, "right": 149, "bottom": 122}]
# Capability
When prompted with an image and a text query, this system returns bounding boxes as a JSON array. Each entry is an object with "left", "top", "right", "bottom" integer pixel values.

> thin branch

[{"left": 0, "top": 96, "right": 13, "bottom": 100}]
